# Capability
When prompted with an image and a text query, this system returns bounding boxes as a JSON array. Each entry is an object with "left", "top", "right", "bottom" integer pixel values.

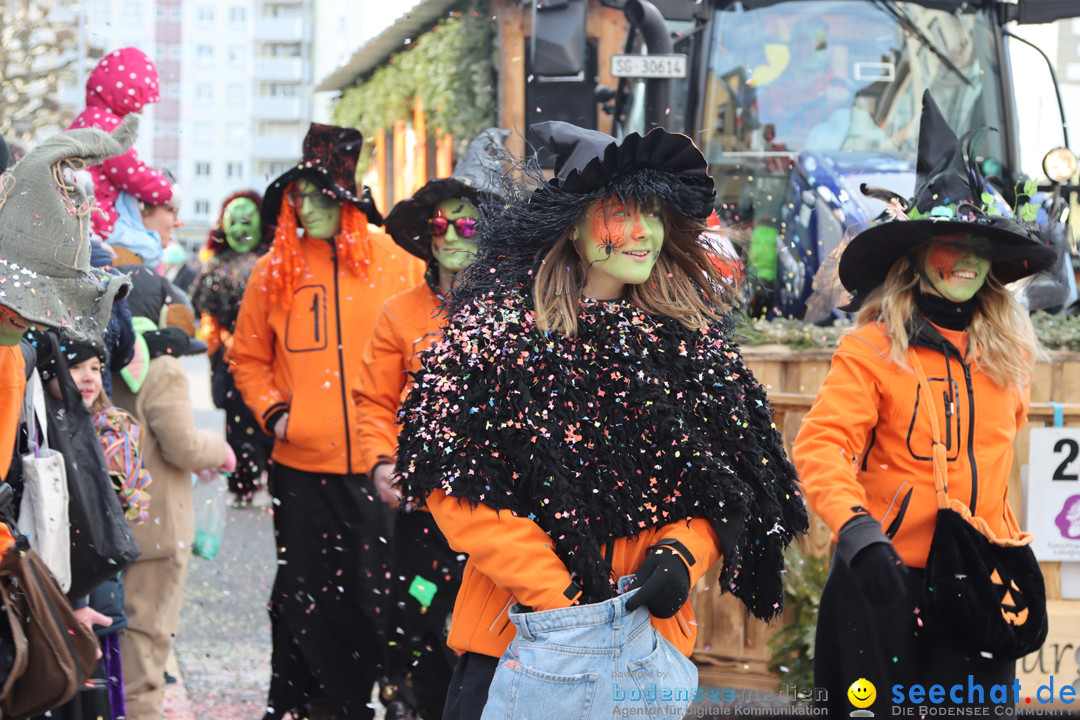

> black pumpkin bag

[
  {"left": 911, "top": 351, "right": 1047, "bottom": 661},
  {"left": 35, "top": 332, "right": 140, "bottom": 600}
]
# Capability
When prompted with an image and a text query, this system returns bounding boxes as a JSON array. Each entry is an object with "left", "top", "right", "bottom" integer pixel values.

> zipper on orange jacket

[{"left": 331, "top": 247, "right": 353, "bottom": 472}]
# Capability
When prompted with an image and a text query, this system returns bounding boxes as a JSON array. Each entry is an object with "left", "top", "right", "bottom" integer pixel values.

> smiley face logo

[{"left": 847, "top": 678, "right": 876, "bottom": 709}]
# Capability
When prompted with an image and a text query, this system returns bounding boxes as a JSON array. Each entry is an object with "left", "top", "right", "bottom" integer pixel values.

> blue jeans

[{"left": 479, "top": 580, "right": 698, "bottom": 720}]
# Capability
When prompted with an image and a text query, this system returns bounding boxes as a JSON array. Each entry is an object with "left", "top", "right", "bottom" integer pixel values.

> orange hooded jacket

[
  {"left": 792, "top": 321, "right": 1027, "bottom": 568},
  {"left": 353, "top": 282, "right": 441, "bottom": 474},
  {"left": 229, "top": 229, "right": 425, "bottom": 475}
]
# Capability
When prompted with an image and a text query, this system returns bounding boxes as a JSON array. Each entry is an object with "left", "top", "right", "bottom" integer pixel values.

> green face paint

[
  {"left": 290, "top": 178, "right": 342, "bottom": 241},
  {"left": 575, "top": 196, "right": 664, "bottom": 299},
  {"left": 223, "top": 197, "right": 261, "bottom": 253},
  {"left": 0, "top": 307, "right": 30, "bottom": 346},
  {"left": 921, "top": 236, "right": 990, "bottom": 303},
  {"left": 430, "top": 198, "right": 480, "bottom": 274}
]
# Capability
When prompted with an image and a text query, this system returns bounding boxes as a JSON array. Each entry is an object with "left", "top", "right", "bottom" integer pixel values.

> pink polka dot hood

[
  {"left": 68, "top": 47, "right": 172, "bottom": 240},
  {"left": 82, "top": 47, "right": 161, "bottom": 118}
]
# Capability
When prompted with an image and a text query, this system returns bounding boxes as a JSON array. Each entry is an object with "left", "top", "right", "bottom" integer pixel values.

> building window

[
  {"left": 196, "top": 45, "right": 213, "bottom": 64},
  {"left": 226, "top": 122, "right": 246, "bottom": 141},
  {"left": 227, "top": 84, "right": 245, "bottom": 105},
  {"left": 229, "top": 6, "right": 246, "bottom": 23},
  {"left": 226, "top": 162, "right": 243, "bottom": 179},
  {"left": 195, "top": 84, "right": 213, "bottom": 104},
  {"left": 194, "top": 161, "right": 211, "bottom": 177},
  {"left": 154, "top": 120, "right": 167, "bottom": 137},
  {"left": 228, "top": 45, "right": 245, "bottom": 65},
  {"left": 264, "top": 83, "right": 298, "bottom": 98},
  {"left": 195, "top": 122, "right": 213, "bottom": 142},
  {"left": 197, "top": 6, "right": 214, "bottom": 23},
  {"left": 156, "top": 5, "right": 167, "bottom": 22},
  {"left": 193, "top": 200, "right": 211, "bottom": 217},
  {"left": 261, "top": 43, "right": 301, "bottom": 58},
  {"left": 122, "top": 1, "right": 141, "bottom": 23},
  {"left": 155, "top": 43, "right": 167, "bottom": 61},
  {"left": 166, "top": 82, "right": 181, "bottom": 99},
  {"left": 168, "top": 121, "right": 181, "bottom": 138},
  {"left": 169, "top": 44, "right": 182, "bottom": 61},
  {"left": 169, "top": 6, "right": 182, "bottom": 22}
]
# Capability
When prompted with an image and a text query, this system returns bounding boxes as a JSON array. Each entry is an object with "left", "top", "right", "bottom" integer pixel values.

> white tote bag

[{"left": 16, "top": 372, "right": 71, "bottom": 592}]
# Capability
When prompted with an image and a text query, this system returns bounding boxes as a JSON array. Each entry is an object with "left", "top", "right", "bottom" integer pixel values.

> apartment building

[{"left": 58, "top": 0, "right": 315, "bottom": 245}]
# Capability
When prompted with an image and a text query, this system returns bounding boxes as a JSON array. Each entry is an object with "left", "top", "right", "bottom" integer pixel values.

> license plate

[{"left": 610, "top": 54, "right": 687, "bottom": 79}]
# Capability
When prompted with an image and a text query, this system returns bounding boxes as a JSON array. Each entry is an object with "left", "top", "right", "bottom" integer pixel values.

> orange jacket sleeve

[
  {"left": 654, "top": 517, "right": 722, "bottom": 586},
  {"left": 0, "top": 346, "right": 25, "bottom": 481},
  {"left": 353, "top": 304, "right": 407, "bottom": 474},
  {"left": 200, "top": 313, "right": 222, "bottom": 356},
  {"left": 427, "top": 489, "right": 581, "bottom": 611},
  {"left": 227, "top": 265, "right": 288, "bottom": 434},
  {"left": 792, "top": 335, "right": 887, "bottom": 538}
]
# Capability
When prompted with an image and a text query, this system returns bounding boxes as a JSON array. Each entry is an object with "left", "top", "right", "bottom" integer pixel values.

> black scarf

[
  {"left": 916, "top": 290, "right": 975, "bottom": 331},
  {"left": 395, "top": 291, "right": 807, "bottom": 619}
]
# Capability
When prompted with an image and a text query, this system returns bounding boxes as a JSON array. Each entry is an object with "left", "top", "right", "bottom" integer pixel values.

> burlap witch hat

[{"left": 0, "top": 116, "right": 136, "bottom": 340}]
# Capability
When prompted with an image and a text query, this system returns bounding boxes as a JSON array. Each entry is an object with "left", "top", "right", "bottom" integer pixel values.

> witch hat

[
  {"left": 838, "top": 90, "right": 1057, "bottom": 310},
  {"left": 0, "top": 117, "right": 137, "bottom": 340},
  {"left": 262, "top": 123, "right": 382, "bottom": 229},
  {"left": 384, "top": 128, "right": 509, "bottom": 261}
]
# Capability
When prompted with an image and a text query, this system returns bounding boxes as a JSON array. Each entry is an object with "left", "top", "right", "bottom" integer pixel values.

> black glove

[
  {"left": 625, "top": 548, "right": 691, "bottom": 618},
  {"left": 838, "top": 515, "right": 909, "bottom": 608}
]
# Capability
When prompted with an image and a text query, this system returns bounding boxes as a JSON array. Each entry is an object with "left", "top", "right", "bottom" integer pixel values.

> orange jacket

[
  {"left": 0, "top": 346, "right": 27, "bottom": 557},
  {"left": 792, "top": 321, "right": 1027, "bottom": 568},
  {"left": 229, "top": 229, "right": 425, "bottom": 474},
  {"left": 0, "top": 345, "right": 25, "bottom": 483},
  {"left": 353, "top": 282, "right": 441, "bottom": 474},
  {"left": 427, "top": 489, "right": 721, "bottom": 659}
]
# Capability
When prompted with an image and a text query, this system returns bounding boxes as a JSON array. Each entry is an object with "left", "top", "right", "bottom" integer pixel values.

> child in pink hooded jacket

[{"left": 68, "top": 47, "right": 174, "bottom": 240}]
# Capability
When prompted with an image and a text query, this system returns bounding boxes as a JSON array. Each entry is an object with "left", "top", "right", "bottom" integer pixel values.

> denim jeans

[{"left": 479, "top": 578, "right": 698, "bottom": 720}]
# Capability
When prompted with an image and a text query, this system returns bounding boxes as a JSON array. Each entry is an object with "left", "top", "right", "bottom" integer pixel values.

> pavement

[{"left": 168, "top": 355, "right": 388, "bottom": 719}]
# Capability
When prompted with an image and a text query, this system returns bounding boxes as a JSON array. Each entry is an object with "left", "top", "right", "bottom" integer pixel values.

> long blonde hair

[
  {"left": 533, "top": 208, "right": 731, "bottom": 336},
  {"left": 856, "top": 252, "right": 1043, "bottom": 387}
]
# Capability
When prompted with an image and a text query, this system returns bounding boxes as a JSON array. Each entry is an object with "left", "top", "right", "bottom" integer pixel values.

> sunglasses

[
  {"left": 286, "top": 190, "right": 338, "bottom": 210},
  {"left": 429, "top": 217, "right": 478, "bottom": 238}
]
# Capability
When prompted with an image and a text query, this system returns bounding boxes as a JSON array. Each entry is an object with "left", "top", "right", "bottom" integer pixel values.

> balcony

[
  {"left": 253, "top": 57, "right": 305, "bottom": 81},
  {"left": 254, "top": 16, "right": 305, "bottom": 42},
  {"left": 252, "top": 96, "right": 303, "bottom": 120},
  {"left": 252, "top": 134, "right": 301, "bottom": 160}
]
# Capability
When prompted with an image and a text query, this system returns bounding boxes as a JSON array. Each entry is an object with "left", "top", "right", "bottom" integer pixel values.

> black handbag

[
  {"left": 36, "top": 333, "right": 141, "bottom": 601},
  {"left": 911, "top": 351, "right": 1048, "bottom": 661}
]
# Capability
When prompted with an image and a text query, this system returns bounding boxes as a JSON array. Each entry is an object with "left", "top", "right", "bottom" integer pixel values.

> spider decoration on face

[{"left": 590, "top": 206, "right": 625, "bottom": 258}]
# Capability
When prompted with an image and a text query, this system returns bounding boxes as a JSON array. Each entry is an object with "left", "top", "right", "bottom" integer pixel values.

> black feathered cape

[{"left": 395, "top": 290, "right": 808, "bottom": 620}]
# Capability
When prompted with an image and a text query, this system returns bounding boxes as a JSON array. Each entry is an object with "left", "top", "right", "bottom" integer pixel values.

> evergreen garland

[{"left": 331, "top": 5, "right": 497, "bottom": 170}]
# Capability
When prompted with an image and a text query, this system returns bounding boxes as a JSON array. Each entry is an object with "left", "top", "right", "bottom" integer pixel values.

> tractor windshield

[{"left": 697, "top": 0, "right": 1008, "bottom": 313}]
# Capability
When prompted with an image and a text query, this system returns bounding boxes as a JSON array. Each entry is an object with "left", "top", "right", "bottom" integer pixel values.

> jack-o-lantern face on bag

[{"left": 991, "top": 567, "right": 1029, "bottom": 626}]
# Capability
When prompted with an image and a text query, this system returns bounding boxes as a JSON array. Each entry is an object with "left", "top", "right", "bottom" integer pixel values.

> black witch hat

[
  {"left": 384, "top": 128, "right": 509, "bottom": 262},
  {"left": 838, "top": 90, "right": 1057, "bottom": 311},
  {"left": 532, "top": 121, "right": 715, "bottom": 219},
  {"left": 262, "top": 123, "right": 382, "bottom": 229}
]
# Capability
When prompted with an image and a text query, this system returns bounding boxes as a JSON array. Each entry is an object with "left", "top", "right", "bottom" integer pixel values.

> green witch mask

[{"left": 223, "top": 197, "right": 262, "bottom": 253}]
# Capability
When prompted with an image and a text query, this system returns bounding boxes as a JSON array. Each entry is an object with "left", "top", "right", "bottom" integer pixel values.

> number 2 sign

[{"left": 1028, "top": 427, "right": 1080, "bottom": 561}]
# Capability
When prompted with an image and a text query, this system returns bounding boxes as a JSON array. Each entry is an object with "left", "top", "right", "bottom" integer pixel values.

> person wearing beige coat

[{"left": 112, "top": 350, "right": 231, "bottom": 720}]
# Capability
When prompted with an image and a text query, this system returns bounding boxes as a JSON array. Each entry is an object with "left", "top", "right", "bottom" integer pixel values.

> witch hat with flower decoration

[{"left": 837, "top": 90, "right": 1057, "bottom": 311}]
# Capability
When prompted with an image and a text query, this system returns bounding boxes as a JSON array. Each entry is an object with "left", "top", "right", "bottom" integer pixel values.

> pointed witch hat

[
  {"left": 837, "top": 90, "right": 1057, "bottom": 311},
  {"left": 0, "top": 117, "right": 136, "bottom": 341},
  {"left": 262, "top": 122, "right": 383, "bottom": 229},
  {"left": 384, "top": 128, "right": 510, "bottom": 262}
]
